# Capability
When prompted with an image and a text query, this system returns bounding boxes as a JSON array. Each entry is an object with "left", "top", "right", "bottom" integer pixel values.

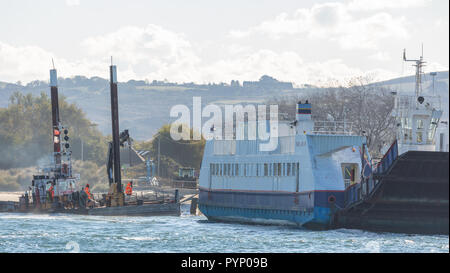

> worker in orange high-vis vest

[
  {"left": 125, "top": 181, "right": 133, "bottom": 196},
  {"left": 48, "top": 184, "right": 55, "bottom": 202},
  {"left": 84, "top": 184, "right": 92, "bottom": 200}
]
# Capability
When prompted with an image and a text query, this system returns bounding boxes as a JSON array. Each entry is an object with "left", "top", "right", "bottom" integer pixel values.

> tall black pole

[
  {"left": 50, "top": 69, "right": 61, "bottom": 171},
  {"left": 110, "top": 65, "right": 122, "bottom": 192}
]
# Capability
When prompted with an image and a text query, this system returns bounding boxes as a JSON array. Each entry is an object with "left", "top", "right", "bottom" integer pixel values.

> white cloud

[
  {"left": 229, "top": 1, "right": 410, "bottom": 50},
  {"left": 2, "top": 21, "right": 443, "bottom": 86},
  {"left": 80, "top": 25, "right": 372, "bottom": 85},
  {"left": 66, "top": 0, "right": 80, "bottom": 7},
  {"left": 197, "top": 49, "right": 392, "bottom": 86},
  {"left": 0, "top": 42, "right": 105, "bottom": 83},
  {"left": 81, "top": 24, "right": 201, "bottom": 82},
  {"left": 347, "top": 0, "right": 430, "bottom": 11},
  {"left": 0, "top": 42, "right": 55, "bottom": 83},
  {"left": 368, "top": 51, "right": 391, "bottom": 62}
]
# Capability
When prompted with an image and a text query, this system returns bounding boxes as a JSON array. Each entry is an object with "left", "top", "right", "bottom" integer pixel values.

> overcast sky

[{"left": 0, "top": 0, "right": 448, "bottom": 86}]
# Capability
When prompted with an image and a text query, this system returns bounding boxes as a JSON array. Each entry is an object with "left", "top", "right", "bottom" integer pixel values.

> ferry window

[
  {"left": 287, "top": 163, "right": 291, "bottom": 176},
  {"left": 277, "top": 163, "right": 282, "bottom": 176},
  {"left": 256, "top": 164, "right": 259, "bottom": 176},
  {"left": 343, "top": 166, "right": 353, "bottom": 180},
  {"left": 264, "top": 163, "right": 268, "bottom": 176},
  {"left": 417, "top": 131, "right": 423, "bottom": 143},
  {"left": 216, "top": 164, "right": 219, "bottom": 175},
  {"left": 342, "top": 163, "right": 357, "bottom": 188},
  {"left": 417, "top": 119, "right": 424, "bottom": 129},
  {"left": 228, "top": 164, "right": 231, "bottom": 176},
  {"left": 404, "top": 129, "right": 412, "bottom": 141},
  {"left": 211, "top": 164, "right": 215, "bottom": 176},
  {"left": 428, "top": 118, "right": 438, "bottom": 142},
  {"left": 244, "top": 164, "right": 247, "bottom": 176},
  {"left": 274, "top": 163, "right": 278, "bottom": 176},
  {"left": 402, "top": 118, "right": 411, "bottom": 129},
  {"left": 219, "top": 164, "right": 223, "bottom": 176},
  {"left": 292, "top": 163, "right": 296, "bottom": 176}
]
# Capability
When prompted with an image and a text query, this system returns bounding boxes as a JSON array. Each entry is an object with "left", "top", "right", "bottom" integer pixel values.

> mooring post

[
  {"left": 174, "top": 189, "right": 180, "bottom": 203},
  {"left": 190, "top": 197, "right": 198, "bottom": 215}
]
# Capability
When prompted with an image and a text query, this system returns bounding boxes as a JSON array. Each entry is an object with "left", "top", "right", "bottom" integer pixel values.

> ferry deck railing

[{"left": 312, "top": 121, "right": 354, "bottom": 135}]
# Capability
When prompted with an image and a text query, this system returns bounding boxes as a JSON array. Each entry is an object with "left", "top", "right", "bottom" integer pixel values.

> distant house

[{"left": 243, "top": 75, "right": 293, "bottom": 90}]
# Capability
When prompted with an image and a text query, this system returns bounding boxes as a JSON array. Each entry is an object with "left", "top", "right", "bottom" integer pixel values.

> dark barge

[{"left": 336, "top": 143, "right": 448, "bottom": 234}]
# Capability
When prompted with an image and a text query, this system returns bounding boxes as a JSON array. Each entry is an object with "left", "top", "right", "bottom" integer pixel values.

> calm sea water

[{"left": 0, "top": 205, "right": 448, "bottom": 253}]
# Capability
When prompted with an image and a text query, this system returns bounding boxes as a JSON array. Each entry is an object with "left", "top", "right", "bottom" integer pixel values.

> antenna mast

[{"left": 403, "top": 46, "right": 426, "bottom": 98}]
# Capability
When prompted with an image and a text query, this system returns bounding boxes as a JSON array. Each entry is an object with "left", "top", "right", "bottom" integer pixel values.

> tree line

[{"left": 268, "top": 77, "right": 396, "bottom": 158}]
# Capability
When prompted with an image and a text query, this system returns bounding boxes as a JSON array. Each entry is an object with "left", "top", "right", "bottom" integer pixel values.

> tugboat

[
  {"left": 17, "top": 63, "right": 180, "bottom": 217},
  {"left": 17, "top": 65, "right": 83, "bottom": 213}
]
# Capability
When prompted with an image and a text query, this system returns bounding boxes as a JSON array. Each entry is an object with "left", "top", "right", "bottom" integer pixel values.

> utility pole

[
  {"left": 158, "top": 135, "right": 160, "bottom": 177},
  {"left": 110, "top": 60, "right": 122, "bottom": 192}
]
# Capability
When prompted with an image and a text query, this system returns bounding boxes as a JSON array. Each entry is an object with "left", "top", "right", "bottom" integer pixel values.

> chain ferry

[{"left": 198, "top": 49, "right": 448, "bottom": 234}]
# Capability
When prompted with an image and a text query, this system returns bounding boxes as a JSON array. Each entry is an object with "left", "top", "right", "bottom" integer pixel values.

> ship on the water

[
  {"left": 12, "top": 63, "right": 180, "bottom": 217},
  {"left": 198, "top": 49, "right": 449, "bottom": 234},
  {"left": 336, "top": 49, "right": 448, "bottom": 234}
]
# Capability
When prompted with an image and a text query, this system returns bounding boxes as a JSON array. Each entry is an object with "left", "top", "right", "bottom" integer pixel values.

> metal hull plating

[
  {"left": 337, "top": 150, "right": 449, "bottom": 235},
  {"left": 199, "top": 187, "right": 356, "bottom": 229}
]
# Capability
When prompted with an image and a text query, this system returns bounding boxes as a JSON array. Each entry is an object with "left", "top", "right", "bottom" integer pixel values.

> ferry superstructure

[{"left": 198, "top": 102, "right": 370, "bottom": 229}]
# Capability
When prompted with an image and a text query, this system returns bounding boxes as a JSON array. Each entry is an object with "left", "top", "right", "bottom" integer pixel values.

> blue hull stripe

[
  {"left": 198, "top": 189, "right": 347, "bottom": 228},
  {"left": 199, "top": 204, "right": 332, "bottom": 228}
]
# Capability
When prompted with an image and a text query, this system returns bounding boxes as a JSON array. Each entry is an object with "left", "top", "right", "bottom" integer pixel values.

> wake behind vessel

[{"left": 198, "top": 49, "right": 448, "bottom": 234}]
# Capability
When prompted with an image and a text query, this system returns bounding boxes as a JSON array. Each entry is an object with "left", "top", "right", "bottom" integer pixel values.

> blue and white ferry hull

[{"left": 199, "top": 186, "right": 359, "bottom": 229}]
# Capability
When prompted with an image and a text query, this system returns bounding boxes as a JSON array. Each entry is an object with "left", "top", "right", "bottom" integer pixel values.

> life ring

[{"left": 328, "top": 195, "right": 336, "bottom": 204}]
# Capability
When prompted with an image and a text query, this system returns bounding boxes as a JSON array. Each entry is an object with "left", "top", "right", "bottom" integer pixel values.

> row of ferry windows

[{"left": 210, "top": 162, "right": 299, "bottom": 177}]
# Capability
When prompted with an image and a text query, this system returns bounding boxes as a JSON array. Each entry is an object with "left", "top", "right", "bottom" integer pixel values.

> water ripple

[{"left": 0, "top": 212, "right": 447, "bottom": 253}]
